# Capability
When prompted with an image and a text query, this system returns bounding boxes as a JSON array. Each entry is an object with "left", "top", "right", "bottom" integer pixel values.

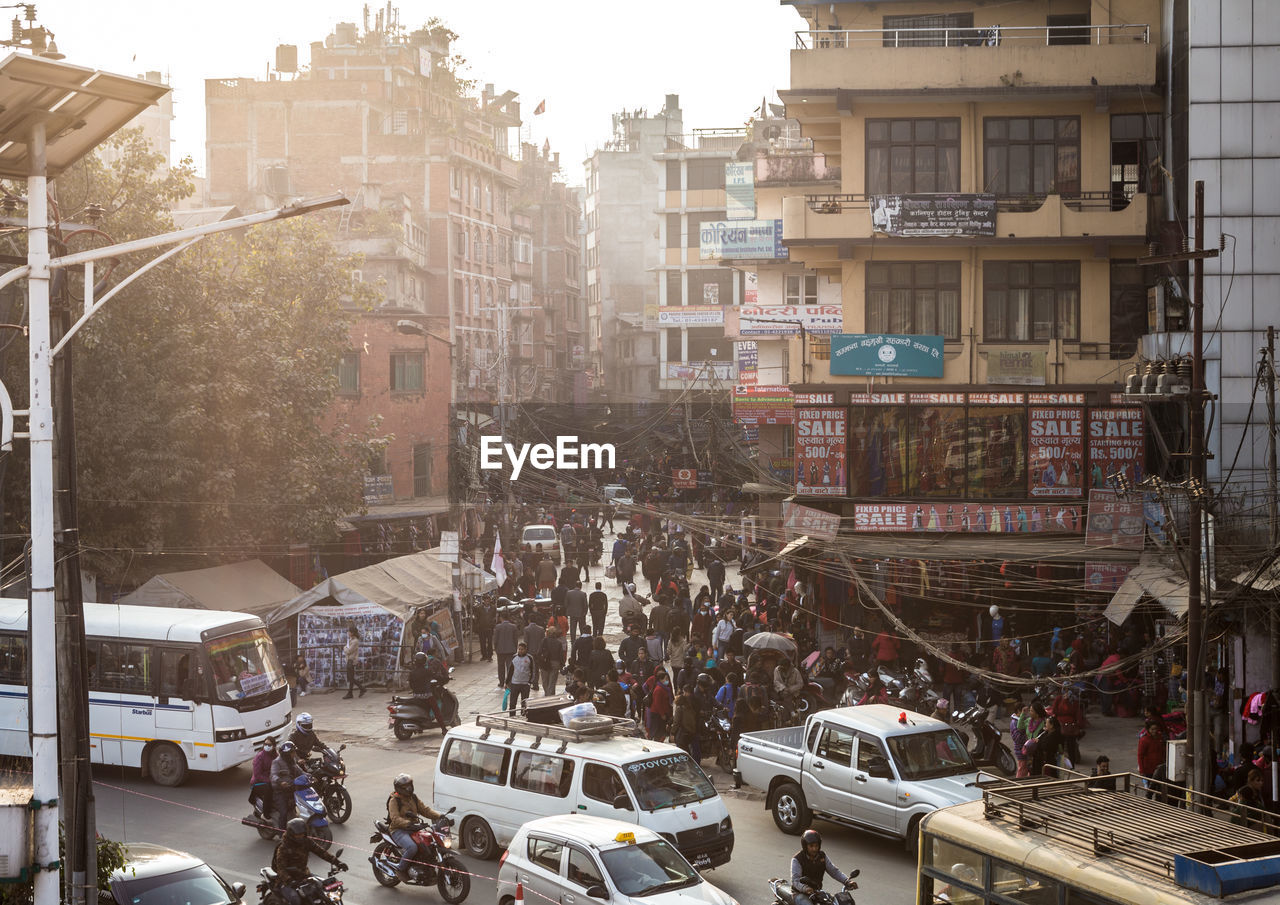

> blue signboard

[
  {"left": 699, "top": 219, "right": 787, "bottom": 260},
  {"left": 829, "top": 333, "right": 945, "bottom": 377}
]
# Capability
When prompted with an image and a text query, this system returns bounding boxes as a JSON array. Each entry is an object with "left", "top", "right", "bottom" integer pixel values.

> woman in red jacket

[{"left": 1137, "top": 718, "right": 1166, "bottom": 797}]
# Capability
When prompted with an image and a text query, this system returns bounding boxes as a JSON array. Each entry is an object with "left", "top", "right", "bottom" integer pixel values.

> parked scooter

[
  {"left": 795, "top": 678, "right": 840, "bottom": 717},
  {"left": 242, "top": 774, "right": 334, "bottom": 849},
  {"left": 257, "top": 848, "right": 347, "bottom": 905},
  {"left": 388, "top": 671, "right": 462, "bottom": 740},
  {"left": 368, "top": 806, "right": 470, "bottom": 902},
  {"left": 768, "top": 869, "right": 859, "bottom": 905},
  {"left": 952, "top": 706, "right": 1017, "bottom": 775},
  {"left": 305, "top": 744, "right": 352, "bottom": 825}
]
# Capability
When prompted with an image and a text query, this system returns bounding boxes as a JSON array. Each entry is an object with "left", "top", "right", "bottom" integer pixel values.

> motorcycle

[
  {"left": 704, "top": 706, "right": 736, "bottom": 773},
  {"left": 369, "top": 806, "right": 470, "bottom": 903},
  {"left": 256, "top": 848, "right": 347, "bottom": 905},
  {"left": 389, "top": 675, "right": 462, "bottom": 740},
  {"left": 305, "top": 744, "right": 352, "bottom": 825},
  {"left": 768, "top": 869, "right": 859, "bottom": 905},
  {"left": 243, "top": 774, "right": 334, "bottom": 849},
  {"left": 952, "top": 706, "right": 1017, "bottom": 775}
]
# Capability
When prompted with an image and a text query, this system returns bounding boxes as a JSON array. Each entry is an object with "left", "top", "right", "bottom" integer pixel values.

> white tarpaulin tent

[
  {"left": 117, "top": 559, "right": 302, "bottom": 620},
  {"left": 1103, "top": 552, "right": 1190, "bottom": 625}
]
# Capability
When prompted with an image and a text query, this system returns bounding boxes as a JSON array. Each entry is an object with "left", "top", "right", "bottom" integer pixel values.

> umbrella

[{"left": 744, "top": 631, "right": 797, "bottom": 653}]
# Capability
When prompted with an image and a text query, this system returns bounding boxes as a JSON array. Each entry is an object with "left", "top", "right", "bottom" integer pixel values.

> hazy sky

[{"left": 47, "top": 1, "right": 801, "bottom": 182}]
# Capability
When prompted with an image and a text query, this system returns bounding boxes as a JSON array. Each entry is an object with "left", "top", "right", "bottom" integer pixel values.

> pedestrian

[
  {"left": 706, "top": 556, "right": 725, "bottom": 605},
  {"left": 712, "top": 610, "right": 735, "bottom": 661},
  {"left": 342, "top": 626, "right": 366, "bottom": 699},
  {"left": 588, "top": 581, "right": 609, "bottom": 637},
  {"left": 507, "top": 641, "right": 534, "bottom": 714},
  {"left": 523, "top": 618, "right": 545, "bottom": 692},
  {"left": 588, "top": 636, "right": 614, "bottom": 687},
  {"left": 645, "top": 669, "right": 674, "bottom": 741},
  {"left": 566, "top": 583, "right": 590, "bottom": 641},
  {"left": 536, "top": 553, "right": 556, "bottom": 594},
  {"left": 1030, "top": 716, "right": 1064, "bottom": 776},
  {"left": 493, "top": 610, "right": 519, "bottom": 688},
  {"left": 1051, "top": 688, "right": 1085, "bottom": 766},
  {"left": 1010, "top": 703, "right": 1031, "bottom": 778},
  {"left": 539, "top": 626, "right": 566, "bottom": 695},
  {"left": 1138, "top": 718, "right": 1166, "bottom": 797},
  {"left": 474, "top": 599, "right": 496, "bottom": 661},
  {"left": 871, "top": 627, "right": 901, "bottom": 670},
  {"left": 1088, "top": 755, "right": 1116, "bottom": 790},
  {"left": 1230, "top": 769, "right": 1266, "bottom": 827},
  {"left": 672, "top": 684, "right": 700, "bottom": 760},
  {"left": 293, "top": 655, "right": 310, "bottom": 698}
]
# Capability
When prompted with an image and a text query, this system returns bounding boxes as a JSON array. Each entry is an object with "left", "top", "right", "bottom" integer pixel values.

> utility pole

[{"left": 1267, "top": 325, "right": 1277, "bottom": 687}]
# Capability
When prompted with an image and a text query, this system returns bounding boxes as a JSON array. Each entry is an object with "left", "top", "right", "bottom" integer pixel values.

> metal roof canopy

[{"left": 0, "top": 53, "right": 169, "bottom": 180}]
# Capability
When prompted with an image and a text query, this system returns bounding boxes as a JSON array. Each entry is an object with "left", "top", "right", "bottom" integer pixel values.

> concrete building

[{"left": 583, "top": 97, "right": 683, "bottom": 402}]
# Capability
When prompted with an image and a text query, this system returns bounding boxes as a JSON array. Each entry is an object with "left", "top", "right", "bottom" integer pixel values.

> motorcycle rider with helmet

[
  {"left": 270, "top": 741, "right": 305, "bottom": 830},
  {"left": 407, "top": 651, "right": 449, "bottom": 734},
  {"left": 271, "top": 817, "right": 346, "bottom": 905},
  {"left": 289, "top": 713, "right": 325, "bottom": 760},
  {"left": 388, "top": 773, "right": 444, "bottom": 882},
  {"left": 790, "top": 830, "right": 857, "bottom": 905}
]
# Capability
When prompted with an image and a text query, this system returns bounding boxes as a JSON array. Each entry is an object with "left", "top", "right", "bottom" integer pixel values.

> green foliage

[{"left": 0, "top": 829, "right": 129, "bottom": 905}]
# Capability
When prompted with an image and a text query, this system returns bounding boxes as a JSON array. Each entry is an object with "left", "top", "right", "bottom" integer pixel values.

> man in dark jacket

[
  {"left": 474, "top": 599, "right": 496, "bottom": 661},
  {"left": 706, "top": 557, "right": 726, "bottom": 605},
  {"left": 270, "top": 741, "right": 305, "bottom": 830},
  {"left": 523, "top": 619, "right": 546, "bottom": 691},
  {"left": 272, "top": 818, "right": 346, "bottom": 901},
  {"left": 572, "top": 628, "right": 596, "bottom": 670},
  {"left": 566, "top": 583, "right": 590, "bottom": 641},
  {"left": 790, "top": 830, "right": 856, "bottom": 905},
  {"left": 618, "top": 625, "right": 645, "bottom": 666},
  {"left": 492, "top": 609, "right": 520, "bottom": 688},
  {"left": 588, "top": 582, "right": 610, "bottom": 637}
]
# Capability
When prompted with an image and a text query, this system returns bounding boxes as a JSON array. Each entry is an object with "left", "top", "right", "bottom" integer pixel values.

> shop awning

[
  {"left": 1232, "top": 555, "right": 1280, "bottom": 592},
  {"left": 1103, "top": 553, "right": 1189, "bottom": 625},
  {"left": 117, "top": 559, "right": 302, "bottom": 619}
]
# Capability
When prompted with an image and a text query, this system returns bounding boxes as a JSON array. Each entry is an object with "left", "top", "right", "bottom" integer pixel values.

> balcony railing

[{"left": 795, "top": 23, "right": 1149, "bottom": 49}]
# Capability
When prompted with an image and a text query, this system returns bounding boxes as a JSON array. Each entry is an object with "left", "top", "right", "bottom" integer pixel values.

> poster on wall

[
  {"left": 1085, "top": 490, "right": 1146, "bottom": 549},
  {"left": 852, "top": 502, "right": 1083, "bottom": 533},
  {"left": 1086, "top": 562, "right": 1134, "bottom": 592},
  {"left": 736, "top": 341, "right": 758, "bottom": 386},
  {"left": 869, "top": 193, "right": 996, "bottom": 237},
  {"left": 733, "top": 384, "right": 794, "bottom": 424},
  {"left": 1087, "top": 408, "right": 1145, "bottom": 489},
  {"left": 725, "top": 161, "right": 756, "bottom": 220},
  {"left": 673, "top": 468, "right": 697, "bottom": 489},
  {"left": 1028, "top": 407, "right": 1084, "bottom": 497},
  {"left": 297, "top": 602, "right": 401, "bottom": 689},
  {"left": 783, "top": 501, "right": 841, "bottom": 541},
  {"left": 796, "top": 407, "right": 847, "bottom": 496},
  {"left": 847, "top": 400, "right": 909, "bottom": 497}
]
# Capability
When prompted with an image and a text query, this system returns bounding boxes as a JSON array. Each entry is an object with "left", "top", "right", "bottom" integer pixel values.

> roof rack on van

[{"left": 475, "top": 711, "right": 638, "bottom": 753}]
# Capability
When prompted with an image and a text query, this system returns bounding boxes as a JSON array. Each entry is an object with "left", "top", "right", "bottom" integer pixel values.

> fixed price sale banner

[
  {"left": 1029, "top": 407, "right": 1084, "bottom": 497},
  {"left": 796, "top": 407, "right": 847, "bottom": 496},
  {"left": 1087, "top": 408, "right": 1145, "bottom": 489}
]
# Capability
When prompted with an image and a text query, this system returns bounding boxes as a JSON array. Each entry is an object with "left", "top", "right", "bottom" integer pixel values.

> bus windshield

[
  {"left": 624, "top": 753, "right": 717, "bottom": 811},
  {"left": 887, "top": 729, "right": 975, "bottom": 780},
  {"left": 205, "top": 629, "right": 285, "bottom": 702}
]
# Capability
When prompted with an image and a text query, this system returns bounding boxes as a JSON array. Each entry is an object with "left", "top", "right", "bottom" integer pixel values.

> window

[
  {"left": 511, "top": 750, "right": 575, "bottom": 797},
  {"left": 413, "top": 443, "right": 432, "bottom": 497},
  {"left": 390, "top": 352, "right": 425, "bottom": 391},
  {"left": 0, "top": 634, "right": 27, "bottom": 682},
  {"left": 666, "top": 270, "right": 683, "bottom": 304},
  {"left": 687, "top": 328, "right": 729, "bottom": 362},
  {"left": 665, "top": 328, "right": 683, "bottom": 362},
  {"left": 484, "top": 180, "right": 493, "bottom": 212},
  {"left": 665, "top": 160, "right": 682, "bottom": 191},
  {"left": 785, "top": 274, "right": 818, "bottom": 305},
  {"left": 1109, "top": 261, "right": 1149, "bottom": 360},
  {"left": 528, "top": 837, "right": 563, "bottom": 873},
  {"left": 983, "top": 117, "right": 1080, "bottom": 195},
  {"left": 486, "top": 231, "right": 495, "bottom": 264},
  {"left": 688, "top": 269, "right": 730, "bottom": 305},
  {"left": 866, "top": 118, "right": 960, "bottom": 194},
  {"left": 158, "top": 648, "right": 198, "bottom": 699},
  {"left": 883, "top": 12, "right": 974, "bottom": 46},
  {"left": 1111, "top": 113, "right": 1161, "bottom": 206},
  {"left": 334, "top": 352, "right": 359, "bottom": 394},
  {"left": 455, "top": 228, "right": 466, "bottom": 258},
  {"left": 866, "top": 261, "right": 961, "bottom": 339},
  {"left": 687, "top": 211, "right": 726, "bottom": 248},
  {"left": 856, "top": 734, "right": 890, "bottom": 773},
  {"left": 687, "top": 159, "right": 726, "bottom": 190},
  {"left": 983, "top": 261, "right": 1079, "bottom": 341},
  {"left": 665, "top": 214, "right": 682, "bottom": 249},
  {"left": 472, "top": 228, "right": 481, "bottom": 262},
  {"left": 582, "top": 764, "right": 628, "bottom": 805},
  {"left": 1047, "top": 13, "right": 1090, "bottom": 45},
  {"left": 94, "top": 641, "right": 152, "bottom": 693},
  {"left": 450, "top": 168, "right": 462, "bottom": 198},
  {"left": 442, "top": 739, "right": 510, "bottom": 784},
  {"left": 815, "top": 724, "right": 854, "bottom": 766},
  {"left": 567, "top": 848, "right": 605, "bottom": 890}
]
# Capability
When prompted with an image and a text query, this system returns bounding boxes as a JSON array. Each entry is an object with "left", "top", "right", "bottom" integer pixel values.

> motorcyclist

[
  {"left": 387, "top": 773, "right": 444, "bottom": 882},
  {"left": 249, "top": 735, "right": 277, "bottom": 819},
  {"left": 270, "top": 741, "right": 306, "bottom": 830},
  {"left": 271, "top": 817, "right": 346, "bottom": 905},
  {"left": 289, "top": 712, "right": 325, "bottom": 760},
  {"left": 407, "top": 652, "right": 448, "bottom": 733},
  {"left": 790, "top": 829, "right": 857, "bottom": 905}
]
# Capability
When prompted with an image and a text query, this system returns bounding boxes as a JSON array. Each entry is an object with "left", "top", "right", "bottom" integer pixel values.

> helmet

[
  {"left": 801, "top": 829, "right": 822, "bottom": 849},
  {"left": 394, "top": 773, "right": 414, "bottom": 796},
  {"left": 279, "top": 741, "right": 296, "bottom": 755},
  {"left": 696, "top": 673, "right": 713, "bottom": 688},
  {"left": 286, "top": 817, "right": 308, "bottom": 837},
  {"left": 413, "top": 651, "right": 428, "bottom": 665},
  {"left": 296, "top": 713, "right": 313, "bottom": 732}
]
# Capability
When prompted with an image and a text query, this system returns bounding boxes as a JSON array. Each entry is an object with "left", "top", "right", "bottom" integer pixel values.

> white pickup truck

[{"left": 735, "top": 704, "right": 985, "bottom": 853}]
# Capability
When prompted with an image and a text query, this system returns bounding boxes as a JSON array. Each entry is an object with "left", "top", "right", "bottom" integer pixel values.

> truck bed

[{"left": 736, "top": 724, "right": 807, "bottom": 791}]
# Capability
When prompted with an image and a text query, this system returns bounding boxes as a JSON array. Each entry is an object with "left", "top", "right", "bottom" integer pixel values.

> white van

[{"left": 434, "top": 712, "right": 734, "bottom": 870}]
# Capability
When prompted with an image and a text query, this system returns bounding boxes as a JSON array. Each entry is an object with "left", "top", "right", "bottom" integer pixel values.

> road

[{"left": 93, "top": 743, "right": 919, "bottom": 905}]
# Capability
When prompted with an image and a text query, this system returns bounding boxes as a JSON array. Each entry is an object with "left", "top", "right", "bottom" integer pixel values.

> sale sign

[
  {"left": 796, "top": 407, "right": 847, "bottom": 496},
  {"left": 1087, "top": 408, "right": 1145, "bottom": 490},
  {"left": 1029, "top": 407, "right": 1083, "bottom": 497},
  {"left": 672, "top": 468, "right": 697, "bottom": 489}
]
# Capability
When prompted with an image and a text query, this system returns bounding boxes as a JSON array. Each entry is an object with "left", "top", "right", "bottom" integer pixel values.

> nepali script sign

[
  {"left": 870, "top": 194, "right": 996, "bottom": 238},
  {"left": 735, "top": 304, "right": 844, "bottom": 336},
  {"left": 699, "top": 219, "right": 787, "bottom": 260},
  {"left": 830, "top": 333, "right": 945, "bottom": 377}
]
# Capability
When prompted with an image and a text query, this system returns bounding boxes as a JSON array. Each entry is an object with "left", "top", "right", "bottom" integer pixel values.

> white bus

[{"left": 0, "top": 598, "right": 292, "bottom": 786}]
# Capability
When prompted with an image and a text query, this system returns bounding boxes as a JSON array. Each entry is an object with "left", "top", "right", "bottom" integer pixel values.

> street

[{"left": 92, "top": 743, "right": 919, "bottom": 905}]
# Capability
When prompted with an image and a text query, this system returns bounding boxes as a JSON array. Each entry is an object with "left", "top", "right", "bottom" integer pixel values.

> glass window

[
  {"left": 567, "top": 848, "right": 605, "bottom": 890},
  {"left": 688, "top": 269, "right": 730, "bottom": 306},
  {"left": 785, "top": 274, "right": 818, "bottom": 305},
  {"left": 0, "top": 634, "right": 28, "bottom": 683},
  {"left": 687, "top": 211, "right": 726, "bottom": 248},
  {"left": 983, "top": 261, "right": 1079, "bottom": 341},
  {"left": 882, "top": 12, "right": 975, "bottom": 46},
  {"left": 866, "top": 262, "right": 961, "bottom": 340},
  {"left": 967, "top": 406, "right": 1027, "bottom": 499},
  {"left": 599, "top": 840, "right": 700, "bottom": 897},
  {"left": 623, "top": 752, "right": 717, "bottom": 811},
  {"left": 815, "top": 725, "right": 854, "bottom": 766},
  {"left": 687, "top": 159, "right": 725, "bottom": 190},
  {"left": 1109, "top": 260, "right": 1150, "bottom": 360},
  {"left": 335, "top": 352, "right": 359, "bottom": 394},
  {"left": 991, "top": 862, "right": 1061, "bottom": 905},
  {"left": 511, "top": 751, "right": 575, "bottom": 797},
  {"left": 204, "top": 629, "right": 285, "bottom": 701},
  {"left": 983, "top": 117, "right": 1080, "bottom": 195},
  {"left": 666, "top": 214, "right": 682, "bottom": 249},
  {"left": 908, "top": 407, "right": 968, "bottom": 497},
  {"left": 856, "top": 734, "right": 890, "bottom": 773},
  {"left": 442, "top": 739, "right": 510, "bottom": 784},
  {"left": 686, "top": 328, "right": 729, "bottom": 362},
  {"left": 583, "top": 764, "right": 629, "bottom": 805},
  {"left": 390, "top": 352, "right": 425, "bottom": 392},
  {"left": 114, "top": 864, "right": 239, "bottom": 905},
  {"left": 665, "top": 160, "right": 682, "bottom": 191},
  {"left": 866, "top": 119, "right": 960, "bottom": 194},
  {"left": 158, "top": 649, "right": 198, "bottom": 699},
  {"left": 923, "top": 837, "right": 984, "bottom": 904},
  {"left": 848, "top": 406, "right": 909, "bottom": 497},
  {"left": 665, "top": 328, "right": 684, "bottom": 362},
  {"left": 887, "top": 729, "right": 974, "bottom": 780},
  {"left": 95, "top": 641, "right": 152, "bottom": 693},
  {"left": 528, "top": 837, "right": 563, "bottom": 873}
]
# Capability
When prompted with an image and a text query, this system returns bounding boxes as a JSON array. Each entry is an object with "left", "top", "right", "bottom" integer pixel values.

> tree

[
  {"left": 0, "top": 828, "right": 127, "bottom": 905},
  {"left": 1, "top": 129, "right": 381, "bottom": 583}
]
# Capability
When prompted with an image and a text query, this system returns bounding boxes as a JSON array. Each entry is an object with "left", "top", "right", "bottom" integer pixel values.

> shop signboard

[
  {"left": 699, "top": 219, "right": 787, "bottom": 260},
  {"left": 1028, "top": 407, "right": 1084, "bottom": 497},
  {"left": 852, "top": 502, "right": 1083, "bottom": 533},
  {"left": 363, "top": 473, "right": 394, "bottom": 505},
  {"left": 1087, "top": 407, "right": 1145, "bottom": 489},
  {"left": 1086, "top": 562, "right": 1134, "bottom": 592},
  {"left": 768, "top": 456, "right": 793, "bottom": 483},
  {"left": 783, "top": 501, "right": 841, "bottom": 541},
  {"left": 736, "top": 340, "right": 758, "bottom": 386},
  {"left": 733, "top": 304, "right": 844, "bottom": 336},
  {"left": 987, "top": 350, "right": 1047, "bottom": 385},
  {"left": 666, "top": 362, "right": 734, "bottom": 380},
  {"left": 870, "top": 193, "right": 996, "bottom": 237},
  {"left": 1085, "top": 490, "right": 1145, "bottom": 549},
  {"left": 796, "top": 407, "right": 847, "bottom": 496},
  {"left": 830, "top": 333, "right": 945, "bottom": 377},
  {"left": 672, "top": 468, "right": 697, "bottom": 489},
  {"left": 725, "top": 161, "right": 755, "bottom": 220},
  {"left": 733, "top": 384, "right": 794, "bottom": 424},
  {"left": 656, "top": 305, "right": 723, "bottom": 326}
]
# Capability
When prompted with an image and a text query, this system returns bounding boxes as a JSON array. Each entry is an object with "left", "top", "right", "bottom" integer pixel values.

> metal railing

[{"left": 796, "top": 23, "right": 1150, "bottom": 49}]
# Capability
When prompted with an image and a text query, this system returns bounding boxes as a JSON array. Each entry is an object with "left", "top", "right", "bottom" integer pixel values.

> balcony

[
  {"left": 755, "top": 153, "right": 841, "bottom": 187},
  {"left": 790, "top": 24, "right": 1155, "bottom": 93},
  {"left": 782, "top": 191, "right": 1149, "bottom": 246}
]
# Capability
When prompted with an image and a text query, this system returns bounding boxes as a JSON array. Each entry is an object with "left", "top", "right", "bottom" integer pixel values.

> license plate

[{"left": 693, "top": 854, "right": 711, "bottom": 869}]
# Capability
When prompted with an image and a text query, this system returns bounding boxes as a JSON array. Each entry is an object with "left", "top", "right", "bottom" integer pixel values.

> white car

[
  {"left": 497, "top": 816, "right": 739, "bottom": 905},
  {"left": 601, "top": 485, "right": 634, "bottom": 506},
  {"left": 521, "top": 524, "right": 561, "bottom": 564}
]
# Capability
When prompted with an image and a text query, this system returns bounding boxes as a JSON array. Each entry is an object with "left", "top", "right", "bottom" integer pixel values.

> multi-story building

[
  {"left": 771, "top": 0, "right": 1163, "bottom": 643},
  {"left": 584, "top": 97, "right": 683, "bottom": 401}
]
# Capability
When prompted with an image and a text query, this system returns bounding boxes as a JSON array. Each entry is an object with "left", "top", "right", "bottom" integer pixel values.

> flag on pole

[
  {"left": 534, "top": 99, "right": 546, "bottom": 115},
  {"left": 491, "top": 532, "right": 507, "bottom": 587}
]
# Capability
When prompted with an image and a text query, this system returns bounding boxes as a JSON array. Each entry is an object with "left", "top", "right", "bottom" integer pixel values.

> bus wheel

[{"left": 149, "top": 742, "right": 188, "bottom": 787}]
